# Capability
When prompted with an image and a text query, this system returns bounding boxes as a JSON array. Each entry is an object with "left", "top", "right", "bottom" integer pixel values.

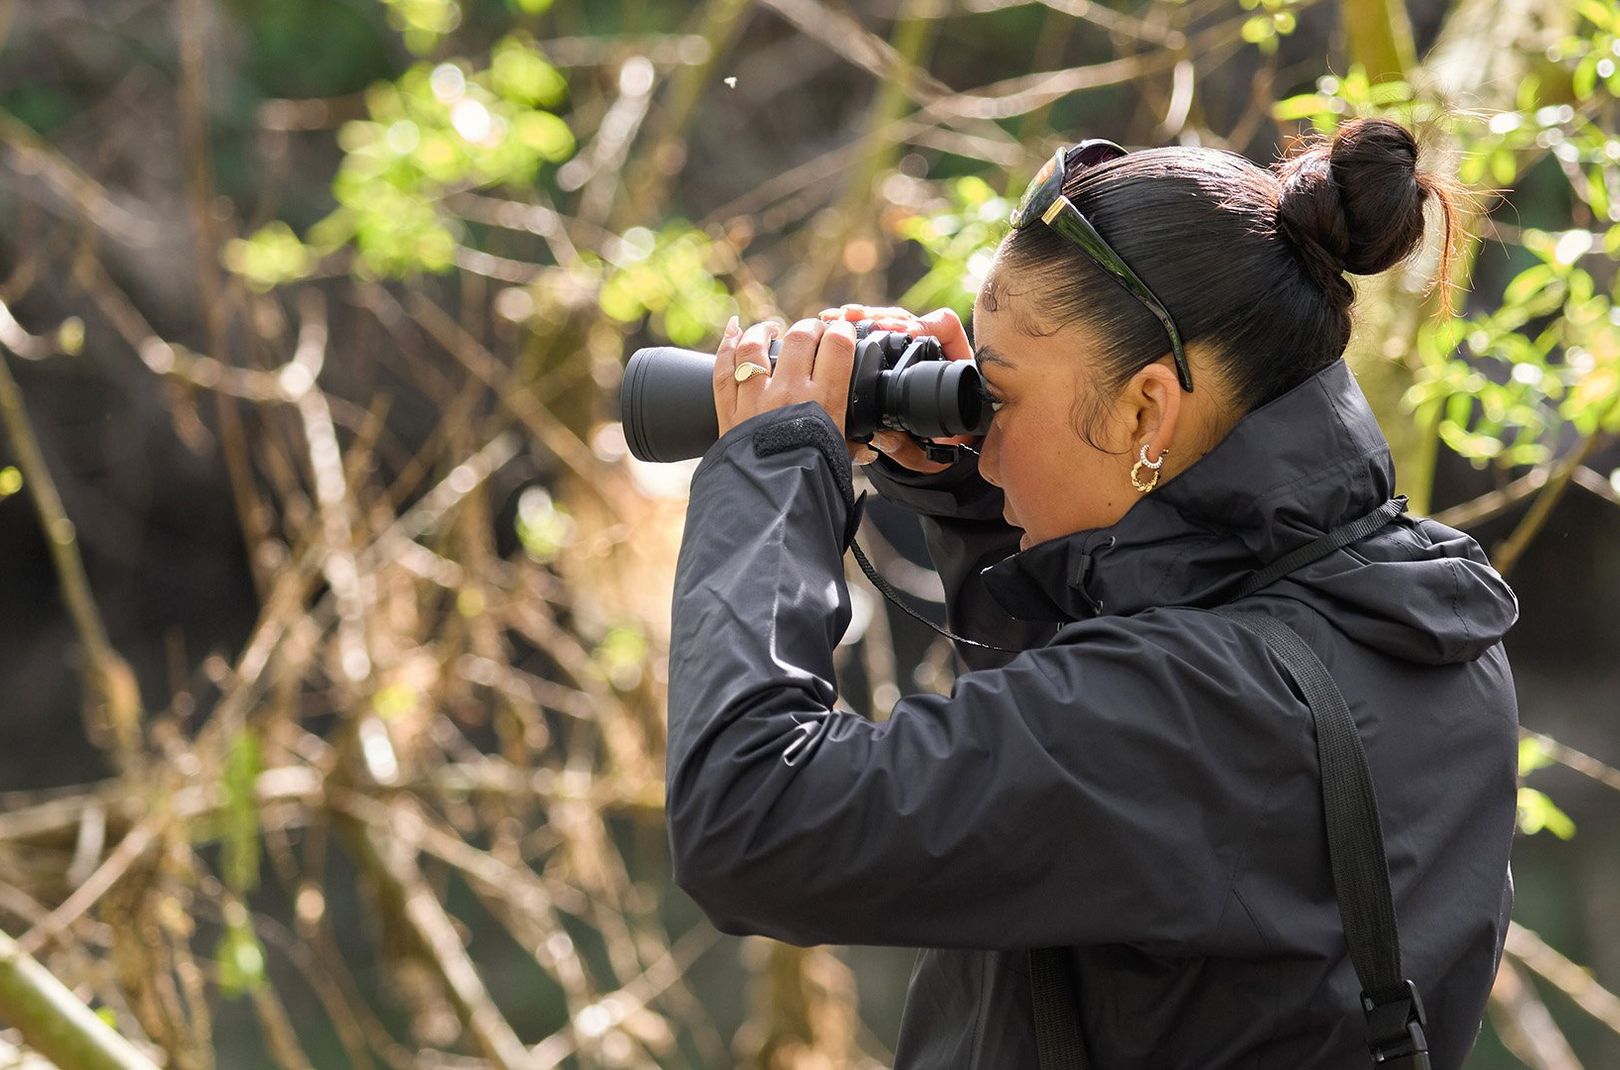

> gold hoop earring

[{"left": 1130, "top": 443, "right": 1167, "bottom": 493}]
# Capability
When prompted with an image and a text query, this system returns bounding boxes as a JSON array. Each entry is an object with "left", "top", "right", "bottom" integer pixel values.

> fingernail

[{"left": 724, "top": 315, "right": 740, "bottom": 337}]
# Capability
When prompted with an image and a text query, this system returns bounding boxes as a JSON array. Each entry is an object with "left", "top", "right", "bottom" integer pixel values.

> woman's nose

[{"left": 976, "top": 427, "right": 1002, "bottom": 488}]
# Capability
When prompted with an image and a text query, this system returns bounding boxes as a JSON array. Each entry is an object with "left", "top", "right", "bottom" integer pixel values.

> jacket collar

[{"left": 981, "top": 360, "right": 1395, "bottom": 622}]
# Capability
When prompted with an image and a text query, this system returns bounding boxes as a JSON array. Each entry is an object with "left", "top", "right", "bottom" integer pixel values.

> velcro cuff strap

[{"left": 753, "top": 415, "right": 865, "bottom": 550}]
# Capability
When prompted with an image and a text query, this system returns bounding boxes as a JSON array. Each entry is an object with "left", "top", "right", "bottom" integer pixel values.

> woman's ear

[{"left": 1126, "top": 360, "right": 1182, "bottom": 462}]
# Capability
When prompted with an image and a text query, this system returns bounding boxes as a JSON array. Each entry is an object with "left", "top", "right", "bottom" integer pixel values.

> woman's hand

[
  {"left": 714, "top": 315, "right": 876, "bottom": 461},
  {"left": 818, "top": 303, "right": 982, "bottom": 475}
]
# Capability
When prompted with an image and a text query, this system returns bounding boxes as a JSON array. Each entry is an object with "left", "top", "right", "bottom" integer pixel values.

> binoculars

[{"left": 621, "top": 326, "right": 993, "bottom": 463}]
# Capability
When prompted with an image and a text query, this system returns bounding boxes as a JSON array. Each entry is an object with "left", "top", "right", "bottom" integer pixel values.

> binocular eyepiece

[{"left": 621, "top": 326, "right": 993, "bottom": 463}]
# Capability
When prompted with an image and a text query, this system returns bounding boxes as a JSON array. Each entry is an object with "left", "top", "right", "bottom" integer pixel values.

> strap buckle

[
  {"left": 1362, "top": 980, "right": 1430, "bottom": 1068},
  {"left": 901, "top": 432, "right": 965, "bottom": 465}
]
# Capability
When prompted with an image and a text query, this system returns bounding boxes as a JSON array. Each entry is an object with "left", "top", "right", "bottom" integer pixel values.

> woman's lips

[{"left": 1006, "top": 511, "right": 1030, "bottom": 549}]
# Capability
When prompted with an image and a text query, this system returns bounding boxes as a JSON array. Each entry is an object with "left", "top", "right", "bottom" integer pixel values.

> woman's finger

[
  {"left": 711, "top": 315, "right": 742, "bottom": 422},
  {"left": 916, "top": 308, "right": 974, "bottom": 362},
  {"left": 867, "top": 430, "right": 952, "bottom": 474},
  {"left": 774, "top": 317, "right": 823, "bottom": 385},
  {"left": 735, "top": 320, "right": 777, "bottom": 381},
  {"left": 817, "top": 305, "right": 968, "bottom": 358},
  {"left": 860, "top": 306, "right": 917, "bottom": 321},
  {"left": 818, "top": 303, "right": 918, "bottom": 323},
  {"left": 721, "top": 320, "right": 784, "bottom": 434},
  {"left": 734, "top": 321, "right": 777, "bottom": 391},
  {"left": 811, "top": 320, "right": 857, "bottom": 435}
]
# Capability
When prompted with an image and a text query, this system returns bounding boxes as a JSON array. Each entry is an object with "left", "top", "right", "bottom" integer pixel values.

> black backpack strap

[
  {"left": 1216, "top": 611, "right": 1430, "bottom": 1070},
  {"left": 1232, "top": 497, "right": 1406, "bottom": 601},
  {"left": 1029, "top": 499, "right": 1426, "bottom": 1069},
  {"left": 1030, "top": 947, "right": 1091, "bottom": 1068}
]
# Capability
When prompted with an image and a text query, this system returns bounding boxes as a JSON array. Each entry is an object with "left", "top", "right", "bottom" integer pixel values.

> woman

[{"left": 663, "top": 118, "right": 1518, "bottom": 1068}]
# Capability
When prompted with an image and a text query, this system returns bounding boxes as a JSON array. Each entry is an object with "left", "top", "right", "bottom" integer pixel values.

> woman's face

[{"left": 970, "top": 266, "right": 1193, "bottom": 549}]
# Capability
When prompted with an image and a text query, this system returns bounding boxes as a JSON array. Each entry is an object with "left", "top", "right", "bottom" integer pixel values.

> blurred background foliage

[{"left": 0, "top": 0, "right": 1617, "bottom": 1067}]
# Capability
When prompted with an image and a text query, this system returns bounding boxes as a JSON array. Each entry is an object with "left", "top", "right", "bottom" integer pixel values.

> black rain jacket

[{"left": 665, "top": 360, "right": 1519, "bottom": 1068}]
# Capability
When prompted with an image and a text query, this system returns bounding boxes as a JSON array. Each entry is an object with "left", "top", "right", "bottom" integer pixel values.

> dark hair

[{"left": 992, "top": 117, "right": 1459, "bottom": 439}]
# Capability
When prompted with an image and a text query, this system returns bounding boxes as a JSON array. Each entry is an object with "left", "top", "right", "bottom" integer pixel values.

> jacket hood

[{"left": 981, "top": 360, "right": 1518, "bottom": 664}]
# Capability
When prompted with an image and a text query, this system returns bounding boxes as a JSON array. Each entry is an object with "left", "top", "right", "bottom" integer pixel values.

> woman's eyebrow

[{"left": 973, "top": 344, "right": 1016, "bottom": 370}]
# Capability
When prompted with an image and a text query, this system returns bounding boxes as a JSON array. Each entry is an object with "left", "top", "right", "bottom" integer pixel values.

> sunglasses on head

[{"left": 1010, "top": 140, "right": 1193, "bottom": 393}]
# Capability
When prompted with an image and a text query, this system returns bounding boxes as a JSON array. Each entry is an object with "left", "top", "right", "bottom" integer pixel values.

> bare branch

[
  {"left": 918, "top": 18, "right": 1246, "bottom": 121},
  {"left": 17, "top": 814, "right": 161, "bottom": 957},
  {"left": 0, "top": 332, "right": 144, "bottom": 762},
  {"left": 1521, "top": 731, "right": 1620, "bottom": 794},
  {"left": 1508, "top": 924, "right": 1620, "bottom": 1037},
  {"left": 344, "top": 804, "right": 537, "bottom": 1070},
  {"left": 1489, "top": 957, "right": 1586, "bottom": 1070},
  {"left": 403, "top": 295, "right": 610, "bottom": 506},
  {"left": 0, "top": 106, "right": 162, "bottom": 247},
  {"left": 962, "top": 0, "right": 1188, "bottom": 48},
  {"left": 0, "top": 927, "right": 162, "bottom": 1070},
  {"left": 529, "top": 925, "right": 717, "bottom": 1067},
  {"left": 1494, "top": 427, "right": 1615, "bottom": 576}
]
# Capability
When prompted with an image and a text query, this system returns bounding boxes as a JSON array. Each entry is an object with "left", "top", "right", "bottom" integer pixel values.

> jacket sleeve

[
  {"left": 860, "top": 452, "right": 1056, "bottom": 670},
  {"left": 667, "top": 402, "right": 1292, "bottom": 952}
]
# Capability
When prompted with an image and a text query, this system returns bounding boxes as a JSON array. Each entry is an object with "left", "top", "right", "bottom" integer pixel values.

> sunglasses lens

[
  {"left": 1013, "top": 151, "right": 1062, "bottom": 227},
  {"left": 1069, "top": 139, "right": 1128, "bottom": 170},
  {"left": 1029, "top": 153, "right": 1060, "bottom": 191}
]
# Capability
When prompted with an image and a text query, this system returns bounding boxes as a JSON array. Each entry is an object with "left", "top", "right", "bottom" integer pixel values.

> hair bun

[{"left": 1274, "top": 118, "right": 1430, "bottom": 297}]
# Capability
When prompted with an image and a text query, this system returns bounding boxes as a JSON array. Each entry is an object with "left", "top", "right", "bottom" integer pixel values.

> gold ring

[{"left": 734, "top": 361, "right": 770, "bottom": 383}]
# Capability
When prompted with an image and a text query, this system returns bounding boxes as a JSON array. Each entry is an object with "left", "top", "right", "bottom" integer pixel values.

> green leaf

[
  {"left": 513, "top": 110, "right": 574, "bottom": 161},
  {"left": 1577, "top": 0, "right": 1615, "bottom": 31},
  {"left": 1517, "top": 787, "right": 1577, "bottom": 839},
  {"left": 1589, "top": 166, "right": 1612, "bottom": 220},
  {"left": 1341, "top": 65, "right": 1371, "bottom": 104},
  {"left": 215, "top": 918, "right": 267, "bottom": 998},
  {"left": 222, "top": 729, "right": 262, "bottom": 895},
  {"left": 380, "top": 0, "right": 461, "bottom": 54},
  {"left": 1273, "top": 93, "right": 1332, "bottom": 122},
  {"left": 1490, "top": 147, "right": 1518, "bottom": 185},
  {"left": 1575, "top": 55, "right": 1600, "bottom": 100},
  {"left": 594, "top": 624, "right": 649, "bottom": 691},
  {"left": 1519, "top": 736, "right": 1556, "bottom": 777},
  {"left": 222, "top": 221, "right": 315, "bottom": 292},
  {"left": 1367, "top": 79, "right": 1413, "bottom": 106},
  {"left": 490, "top": 36, "right": 568, "bottom": 107},
  {"left": 516, "top": 487, "right": 574, "bottom": 563},
  {"left": 1516, "top": 75, "right": 1542, "bottom": 114},
  {"left": 1503, "top": 264, "right": 1559, "bottom": 306}
]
